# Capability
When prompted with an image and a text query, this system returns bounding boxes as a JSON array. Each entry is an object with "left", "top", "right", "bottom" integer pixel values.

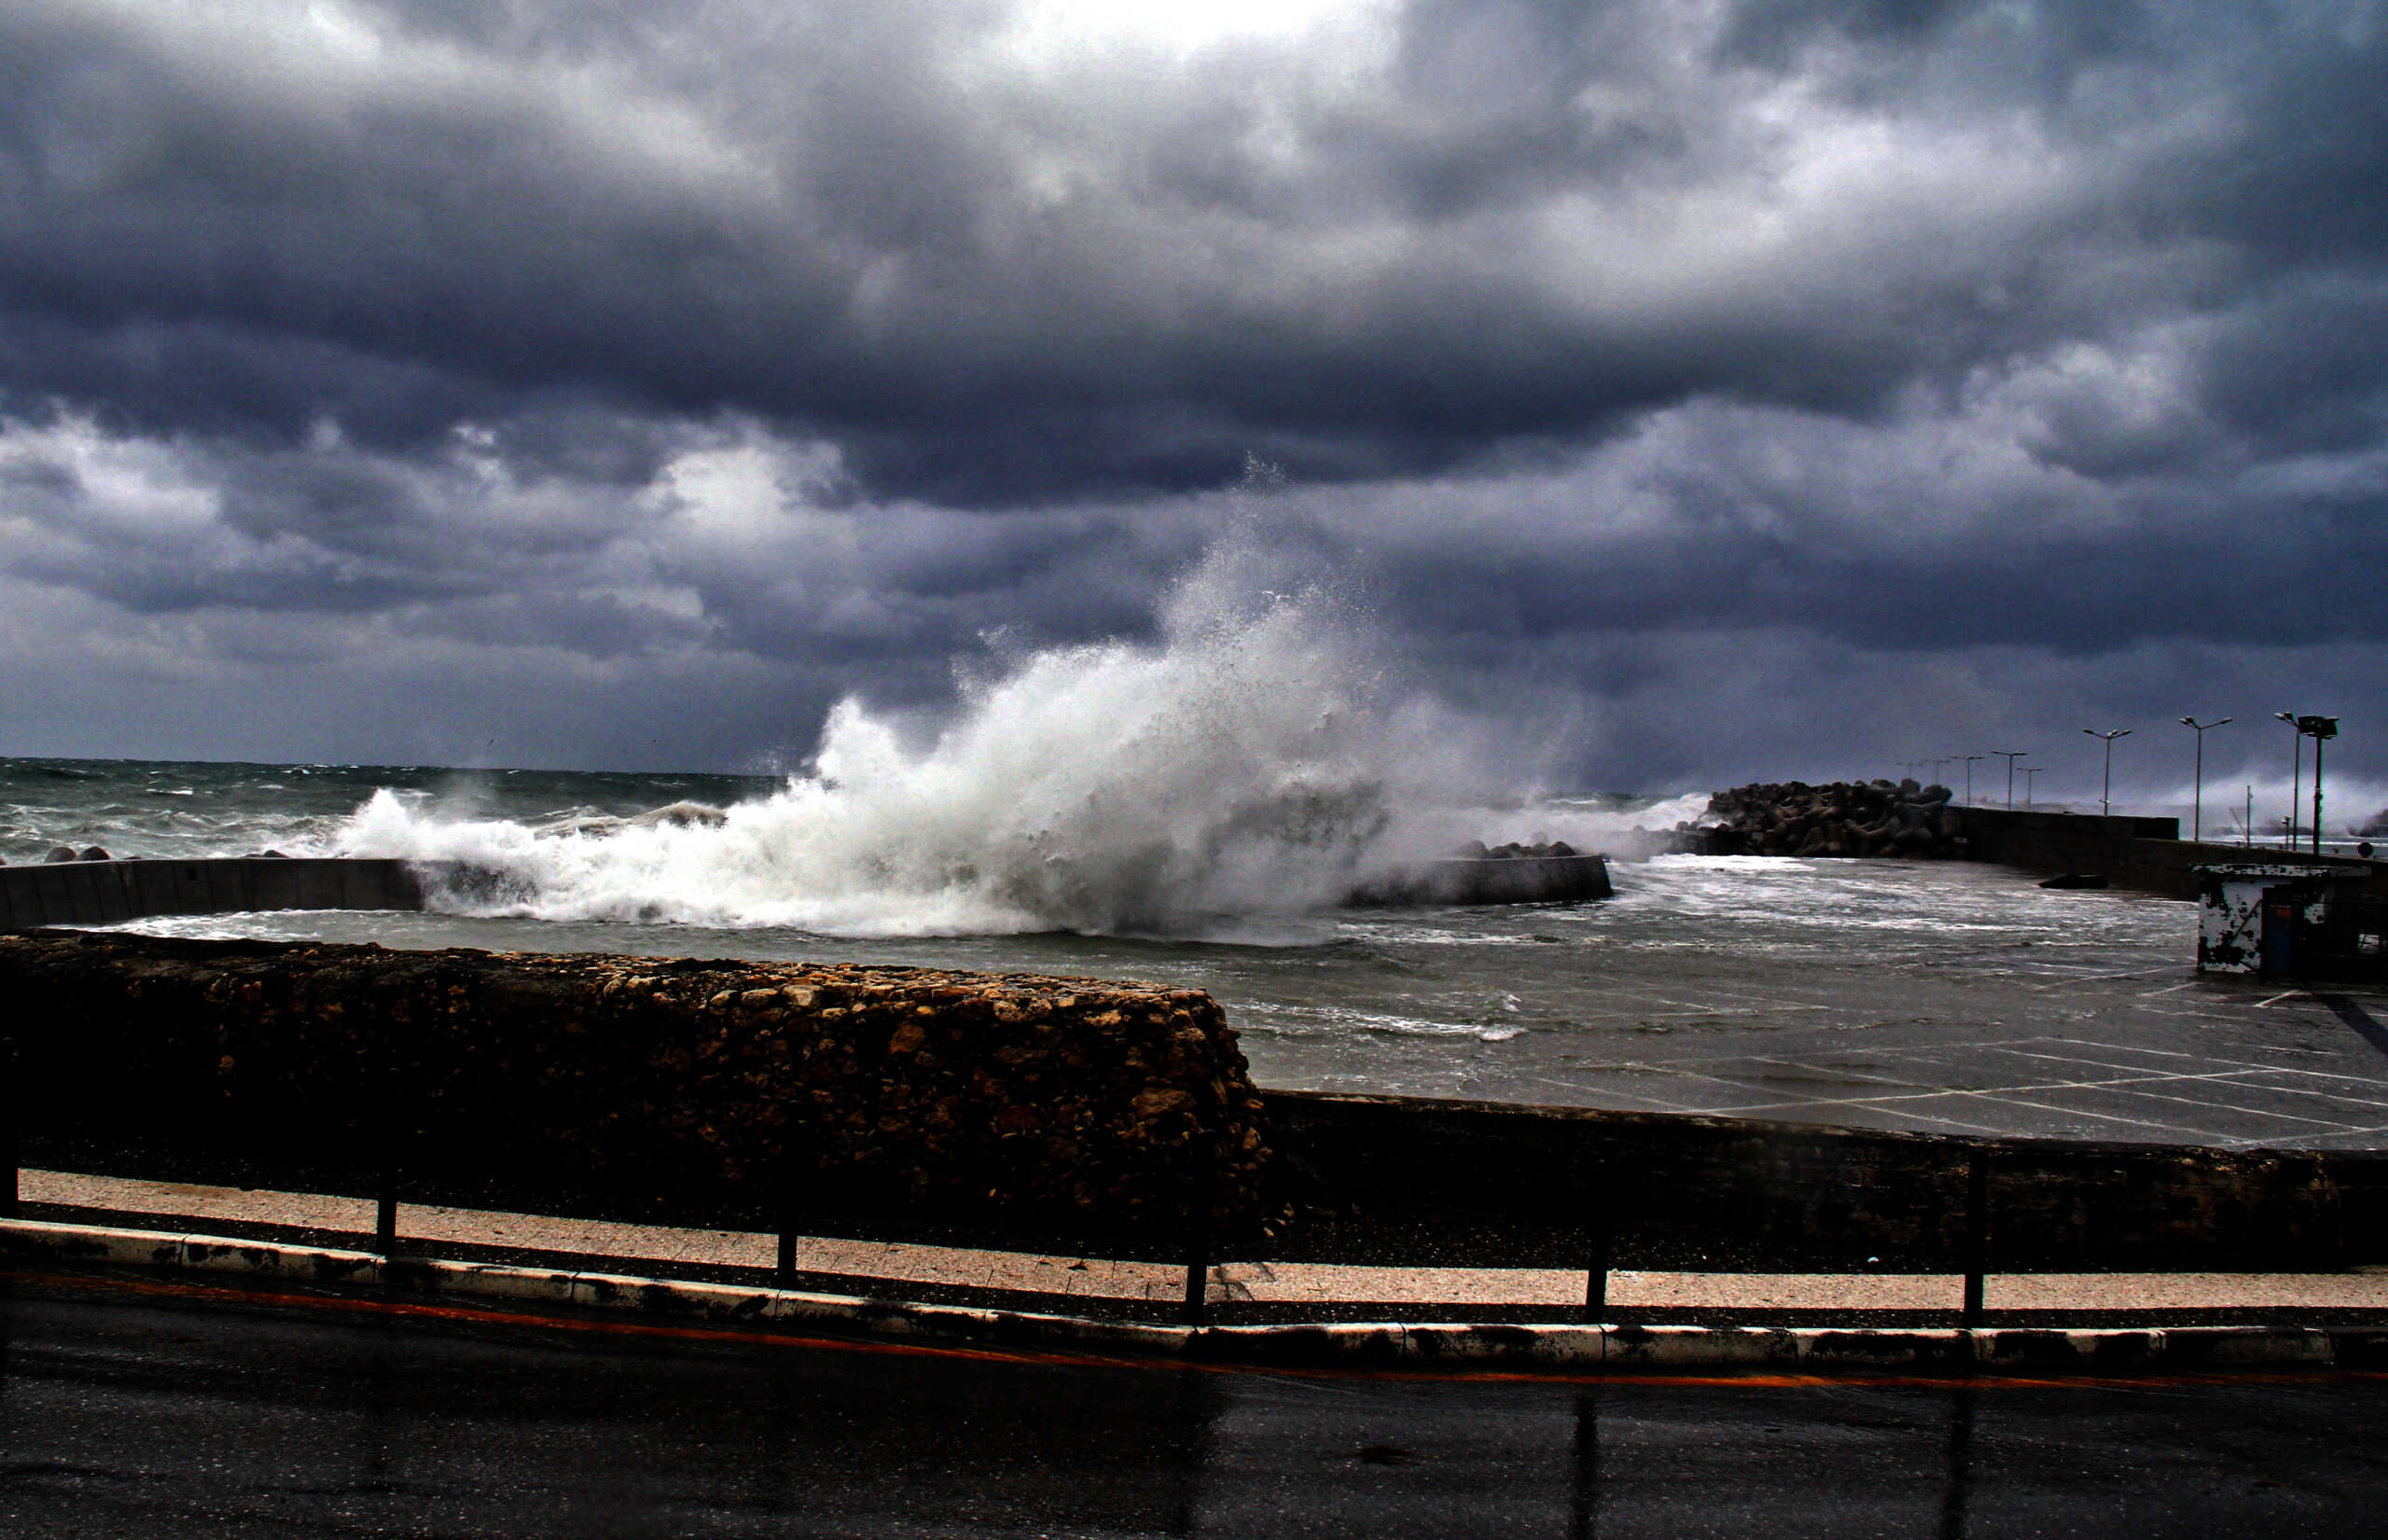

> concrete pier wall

[
  {"left": 2, "top": 853, "right": 1617, "bottom": 930},
  {"left": 1345, "top": 853, "right": 1612, "bottom": 906},
  {"left": 1259, "top": 1089, "right": 2388, "bottom": 1270},
  {"left": 0, "top": 857, "right": 431, "bottom": 929},
  {"left": 1954, "top": 808, "right": 2388, "bottom": 900}
]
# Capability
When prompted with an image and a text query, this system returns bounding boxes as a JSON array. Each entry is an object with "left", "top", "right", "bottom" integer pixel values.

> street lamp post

[
  {"left": 1960, "top": 755, "right": 1986, "bottom": 806},
  {"left": 2276, "top": 713, "right": 2302, "bottom": 850},
  {"left": 2083, "top": 728, "right": 2131, "bottom": 817},
  {"left": 1993, "top": 750, "right": 2028, "bottom": 811},
  {"left": 2178, "top": 717, "right": 2233, "bottom": 844},
  {"left": 2023, "top": 767, "right": 2041, "bottom": 807}
]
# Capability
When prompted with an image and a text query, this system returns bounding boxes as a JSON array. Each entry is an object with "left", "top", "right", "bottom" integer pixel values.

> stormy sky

[{"left": 3, "top": 0, "right": 2384, "bottom": 817}]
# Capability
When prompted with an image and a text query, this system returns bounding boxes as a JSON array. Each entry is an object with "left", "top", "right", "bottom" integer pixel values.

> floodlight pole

[
  {"left": 2315, "top": 728, "right": 2326, "bottom": 855},
  {"left": 2277, "top": 713, "right": 2302, "bottom": 850},
  {"left": 2178, "top": 717, "right": 2233, "bottom": 844},
  {"left": 1993, "top": 751, "right": 2027, "bottom": 811},
  {"left": 1960, "top": 755, "right": 1986, "bottom": 806},
  {"left": 2297, "top": 715, "right": 2339, "bottom": 857},
  {"left": 2083, "top": 728, "right": 2131, "bottom": 818}
]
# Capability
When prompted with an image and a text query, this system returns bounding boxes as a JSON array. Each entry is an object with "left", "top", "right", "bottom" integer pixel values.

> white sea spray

[{"left": 329, "top": 546, "right": 1511, "bottom": 935}]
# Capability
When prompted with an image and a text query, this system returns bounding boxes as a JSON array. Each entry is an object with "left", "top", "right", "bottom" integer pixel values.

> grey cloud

[
  {"left": 12, "top": 0, "right": 2376, "bottom": 497},
  {"left": 2, "top": 0, "right": 2386, "bottom": 791}
]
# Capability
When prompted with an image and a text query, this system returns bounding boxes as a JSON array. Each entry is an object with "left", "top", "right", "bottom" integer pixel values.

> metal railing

[{"left": 0, "top": 1054, "right": 2035, "bottom": 1336}]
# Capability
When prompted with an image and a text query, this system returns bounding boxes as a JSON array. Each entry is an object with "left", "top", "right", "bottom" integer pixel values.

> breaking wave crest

[{"left": 330, "top": 548, "right": 1498, "bottom": 936}]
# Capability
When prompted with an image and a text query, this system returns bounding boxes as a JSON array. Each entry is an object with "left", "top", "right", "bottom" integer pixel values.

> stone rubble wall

[
  {"left": 1701, "top": 779, "right": 1965, "bottom": 859},
  {"left": 0, "top": 932, "right": 1281, "bottom": 1240}
]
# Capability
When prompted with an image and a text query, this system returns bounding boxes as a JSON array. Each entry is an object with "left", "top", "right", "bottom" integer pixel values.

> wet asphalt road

[{"left": 6, "top": 1271, "right": 2388, "bottom": 1537}]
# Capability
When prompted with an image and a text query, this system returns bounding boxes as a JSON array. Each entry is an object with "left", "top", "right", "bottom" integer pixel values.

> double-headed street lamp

[
  {"left": 2083, "top": 728, "right": 2131, "bottom": 817},
  {"left": 2178, "top": 717, "right": 2232, "bottom": 844},
  {"left": 1992, "top": 750, "right": 2028, "bottom": 811}
]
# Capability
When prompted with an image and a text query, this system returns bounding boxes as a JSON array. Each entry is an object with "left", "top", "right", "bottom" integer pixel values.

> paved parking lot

[{"left": 1488, "top": 982, "right": 2388, "bottom": 1147}]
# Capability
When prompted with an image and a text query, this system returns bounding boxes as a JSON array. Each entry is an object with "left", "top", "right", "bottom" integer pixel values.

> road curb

[{"left": 9, "top": 1218, "right": 2382, "bottom": 1374}]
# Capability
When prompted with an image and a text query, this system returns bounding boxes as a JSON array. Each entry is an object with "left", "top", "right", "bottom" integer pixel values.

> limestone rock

[{"left": 0, "top": 931, "right": 1283, "bottom": 1241}]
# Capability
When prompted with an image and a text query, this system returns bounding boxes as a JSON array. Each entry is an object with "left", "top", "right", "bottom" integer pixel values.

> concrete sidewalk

[{"left": 21, "top": 1169, "right": 2388, "bottom": 1316}]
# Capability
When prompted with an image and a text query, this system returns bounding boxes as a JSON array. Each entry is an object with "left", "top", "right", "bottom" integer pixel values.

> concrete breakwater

[
  {"left": 2, "top": 850, "right": 1616, "bottom": 928},
  {"left": 0, "top": 855, "right": 432, "bottom": 930},
  {"left": 1696, "top": 784, "right": 2388, "bottom": 903},
  {"left": 1701, "top": 779, "right": 1970, "bottom": 858},
  {"left": 1956, "top": 807, "right": 2388, "bottom": 902},
  {"left": 1344, "top": 849, "right": 1613, "bottom": 906},
  {"left": 0, "top": 932, "right": 1279, "bottom": 1241}
]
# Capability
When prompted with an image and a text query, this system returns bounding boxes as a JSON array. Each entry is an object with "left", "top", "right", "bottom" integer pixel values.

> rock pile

[
  {"left": 1701, "top": 779, "right": 1965, "bottom": 858},
  {"left": 1453, "top": 839, "right": 1581, "bottom": 859},
  {"left": 0, "top": 932, "right": 1282, "bottom": 1241}
]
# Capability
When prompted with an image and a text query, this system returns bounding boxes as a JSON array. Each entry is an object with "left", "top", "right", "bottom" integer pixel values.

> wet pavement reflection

[{"left": 5, "top": 1271, "right": 2387, "bottom": 1537}]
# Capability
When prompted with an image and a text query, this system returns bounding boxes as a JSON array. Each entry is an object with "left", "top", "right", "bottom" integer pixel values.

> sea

[
  {"left": 1, "top": 753, "right": 2199, "bottom": 1108},
  {"left": 0, "top": 550, "right": 2208, "bottom": 1112}
]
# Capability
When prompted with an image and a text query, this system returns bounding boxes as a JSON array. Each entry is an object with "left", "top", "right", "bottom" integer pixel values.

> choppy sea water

[
  {"left": 4, "top": 756, "right": 2204, "bottom": 1111},
  {"left": 0, "top": 757, "right": 777, "bottom": 866}
]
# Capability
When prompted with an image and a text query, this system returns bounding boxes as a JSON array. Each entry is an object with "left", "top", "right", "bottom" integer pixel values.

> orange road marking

[{"left": 7, "top": 1263, "right": 2386, "bottom": 1393}]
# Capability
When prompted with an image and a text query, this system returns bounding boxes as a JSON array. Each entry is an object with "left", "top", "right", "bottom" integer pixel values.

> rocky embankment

[
  {"left": 1701, "top": 779, "right": 1965, "bottom": 858},
  {"left": 0, "top": 932, "right": 1280, "bottom": 1240}
]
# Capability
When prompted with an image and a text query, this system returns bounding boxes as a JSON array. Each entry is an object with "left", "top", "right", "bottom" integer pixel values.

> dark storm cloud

[
  {"left": 14, "top": 0, "right": 2379, "bottom": 493},
  {"left": 1, "top": 0, "right": 2385, "bottom": 789}
]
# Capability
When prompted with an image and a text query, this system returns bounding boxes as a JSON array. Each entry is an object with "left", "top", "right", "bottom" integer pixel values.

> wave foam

[{"left": 332, "top": 548, "right": 1519, "bottom": 935}]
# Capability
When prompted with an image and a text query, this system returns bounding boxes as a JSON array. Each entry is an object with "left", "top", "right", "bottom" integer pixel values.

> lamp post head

[{"left": 2278, "top": 711, "right": 2298, "bottom": 725}]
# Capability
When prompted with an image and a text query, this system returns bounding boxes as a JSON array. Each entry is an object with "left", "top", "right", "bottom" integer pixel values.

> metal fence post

[
  {"left": 375, "top": 1157, "right": 399, "bottom": 1255},
  {"left": 1961, "top": 1149, "right": 1990, "bottom": 1335},
  {"left": 775, "top": 1113, "right": 805, "bottom": 1286},
  {"left": 1, "top": 1034, "right": 18, "bottom": 1221},
  {"left": 1582, "top": 1146, "right": 1611, "bottom": 1325},
  {"left": 373, "top": 1043, "right": 400, "bottom": 1257},
  {"left": 1182, "top": 1127, "right": 1217, "bottom": 1328}
]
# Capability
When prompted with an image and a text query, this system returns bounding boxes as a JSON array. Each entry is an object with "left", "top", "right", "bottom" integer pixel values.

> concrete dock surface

[{"left": 22, "top": 1169, "right": 2388, "bottom": 1319}]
